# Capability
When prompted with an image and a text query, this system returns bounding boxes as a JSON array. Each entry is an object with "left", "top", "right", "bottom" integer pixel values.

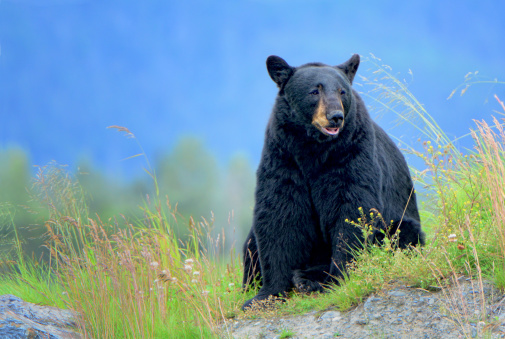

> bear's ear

[
  {"left": 266, "top": 55, "right": 294, "bottom": 87},
  {"left": 336, "top": 54, "right": 360, "bottom": 84}
]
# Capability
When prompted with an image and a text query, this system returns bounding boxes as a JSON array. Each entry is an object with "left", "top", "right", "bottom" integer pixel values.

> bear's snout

[
  {"left": 327, "top": 110, "right": 344, "bottom": 127},
  {"left": 312, "top": 96, "right": 345, "bottom": 137}
]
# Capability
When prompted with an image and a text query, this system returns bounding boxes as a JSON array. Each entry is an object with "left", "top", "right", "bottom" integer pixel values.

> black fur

[{"left": 242, "top": 54, "right": 424, "bottom": 310}]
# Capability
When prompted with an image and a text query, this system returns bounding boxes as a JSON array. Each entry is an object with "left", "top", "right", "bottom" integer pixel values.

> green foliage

[
  {"left": 0, "top": 255, "right": 68, "bottom": 309},
  {"left": 279, "top": 328, "right": 295, "bottom": 338},
  {"left": 155, "top": 137, "right": 254, "bottom": 250},
  {"left": 0, "top": 147, "right": 30, "bottom": 206},
  {"left": 76, "top": 158, "right": 151, "bottom": 219},
  {"left": 2, "top": 161, "right": 246, "bottom": 337},
  {"left": 494, "top": 258, "right": 505, "bottom": 290},
  {"left": 0, "top": 136, "right": 255, "bottom": 262},
  {"left": 157, "top": 137, "right": 219, "bottom": 224},
  {"left": 0, "top": 147, "right": 40, "bottom": 257},
  {"left": 0, "top": 131, "right": 256, "bottom": 337}
]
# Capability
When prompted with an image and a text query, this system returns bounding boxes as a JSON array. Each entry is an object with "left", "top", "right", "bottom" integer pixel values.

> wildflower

[
  {"left": 228, "top": 283, "right": 235, "bottom": 288},
  {"left": 448, "top": 234, "right": 457, "bottom": 242},
  {"left": 202, "top": 290, "right": 210, "bottom": 296},
  {"left": 150, "top": 261, "right": 159, "bottom": 268},
  {"left": 184, "top": 258, "right": 194, "bottom": 264},
  {"left": 184, "top": 265, "right": 192, "bottom": 273},
  {"left": 193, "top": 271, "right": 200, "bottom": 276},
  {"left": 191, "top": 279, "right": 198, "bottom": 283}
]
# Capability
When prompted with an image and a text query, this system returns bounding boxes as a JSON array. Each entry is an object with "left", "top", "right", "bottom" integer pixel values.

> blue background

[{"left": 1, "top": 0, "right": 504, "bottom": 179}]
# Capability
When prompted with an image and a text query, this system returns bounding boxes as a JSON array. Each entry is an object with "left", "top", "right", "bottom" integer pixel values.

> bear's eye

[
  {"left": 340, "top": 89, "right": 346, "bottom": 96},
  {"left": 309, "top": 89, "right": 319, "bottom": 96}
]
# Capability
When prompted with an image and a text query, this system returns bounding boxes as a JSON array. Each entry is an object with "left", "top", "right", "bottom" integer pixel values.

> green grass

[
  {"left": 279, "top": 328, "right": 295, "bottom": 338},
  {"left": 1, "top": 56, "right": 505, "bottom": 338},
  {"left": 1, "top": 133, "right": 248, "bottom": 338}
]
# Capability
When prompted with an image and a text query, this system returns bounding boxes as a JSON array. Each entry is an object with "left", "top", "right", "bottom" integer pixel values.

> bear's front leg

[
  {"left": 242, "top": 156, "right": 319, "bottom": 310},
  {"left": 320, "top": 188, "right": 383, "bottom": 285},
  {"left": 242, "top": 228, "right": 261, "bottom": 290}
]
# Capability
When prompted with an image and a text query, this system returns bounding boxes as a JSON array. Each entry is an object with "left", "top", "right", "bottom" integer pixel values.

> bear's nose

[{"left": 327, "top": 110, "right": 344, "bottom": 125}]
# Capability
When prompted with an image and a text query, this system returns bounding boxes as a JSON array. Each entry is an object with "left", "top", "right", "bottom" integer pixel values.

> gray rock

[
  {"left": 319, "top": 311, "right": 341, "bottom": 321},
  {"left": 0, "top": 294, "right": 82, "bottom": 339},
  {"left": 371, "top": 313, "right": 382, "bottom": 320},
  {"left": 356, "top": 318, "right": 369, "bottom": 325},
  {"left": 388, "top": 291, "right": 407, "bottom": 297},
  {"left": 222, "top": 279, "right": 505, "bottom": 339}
]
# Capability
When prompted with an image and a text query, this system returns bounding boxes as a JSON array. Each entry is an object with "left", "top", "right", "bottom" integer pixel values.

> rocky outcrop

[
  {"left": 0, "top": 294, "right": 83, "bottom": 339},
  {"left": 224, "top": 279, "right": 505, "bottom": 338}
]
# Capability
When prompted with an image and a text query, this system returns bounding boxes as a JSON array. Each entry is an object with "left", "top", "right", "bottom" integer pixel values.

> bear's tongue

[{"left": 324, "top": 127, "right": 339, "bottom": 135}]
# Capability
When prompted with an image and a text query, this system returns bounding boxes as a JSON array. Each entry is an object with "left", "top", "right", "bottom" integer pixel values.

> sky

[{"left": 1, "top": 0, "right": 504, "bottom": 180}]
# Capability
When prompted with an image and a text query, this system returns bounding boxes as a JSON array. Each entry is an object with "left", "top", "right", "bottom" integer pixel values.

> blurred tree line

[{"left": 0, "top": 137, "right": 255, "bottom": 259}]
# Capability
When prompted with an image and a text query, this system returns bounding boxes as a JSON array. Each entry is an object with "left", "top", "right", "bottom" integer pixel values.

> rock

[
  {"left": 0, "top": 294, "right": 82, "bottom": 339},
  {"left": 222, "top": 279, "right": 505, "bottom": 338},
  {"left": 388, "top": 290, "right": 407, "bottom": 297},
  {"left": 355, "top": 318, "right": 369, "bottom": 325},
  {"left": 319, "top": 311, "right": 341, "bottom": 321},
  {"left": 370, "top": 313, "right": 382, "bottom": 320}
]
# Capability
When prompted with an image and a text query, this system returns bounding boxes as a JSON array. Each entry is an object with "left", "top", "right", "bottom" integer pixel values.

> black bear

[{"left": 242, "top": 54, "right": 425, "bottom": 310}]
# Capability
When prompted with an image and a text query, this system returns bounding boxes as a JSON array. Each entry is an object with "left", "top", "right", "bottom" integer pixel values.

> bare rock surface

[
  {"left": 222, "top": 279, "right": 505, "bottom": 338},
  {"left": 0, "top": 294, "right": 82, "bottom": 339}
]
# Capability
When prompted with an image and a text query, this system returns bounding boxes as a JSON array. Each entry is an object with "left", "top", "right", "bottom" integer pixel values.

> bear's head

[{"left": 266, "top": 54, "right": 360, "bottom": 142}]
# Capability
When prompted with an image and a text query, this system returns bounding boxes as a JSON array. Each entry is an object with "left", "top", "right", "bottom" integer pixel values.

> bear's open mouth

[{"left": 322, "top": 127, "right": 340, "bottom": 136}]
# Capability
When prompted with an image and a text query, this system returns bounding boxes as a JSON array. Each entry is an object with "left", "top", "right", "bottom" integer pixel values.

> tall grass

[
  {"left": 362, "top": 54, "right": 504, "bottom": 261},
  {"left": 472, "top": 112, "right": 505, "bottom": 288},
  {"left": 47, "top": 129, "right": 248, "bottom": 338},
  {"left": 1, "top": 129, "right": 248, "bottom": 338}
]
